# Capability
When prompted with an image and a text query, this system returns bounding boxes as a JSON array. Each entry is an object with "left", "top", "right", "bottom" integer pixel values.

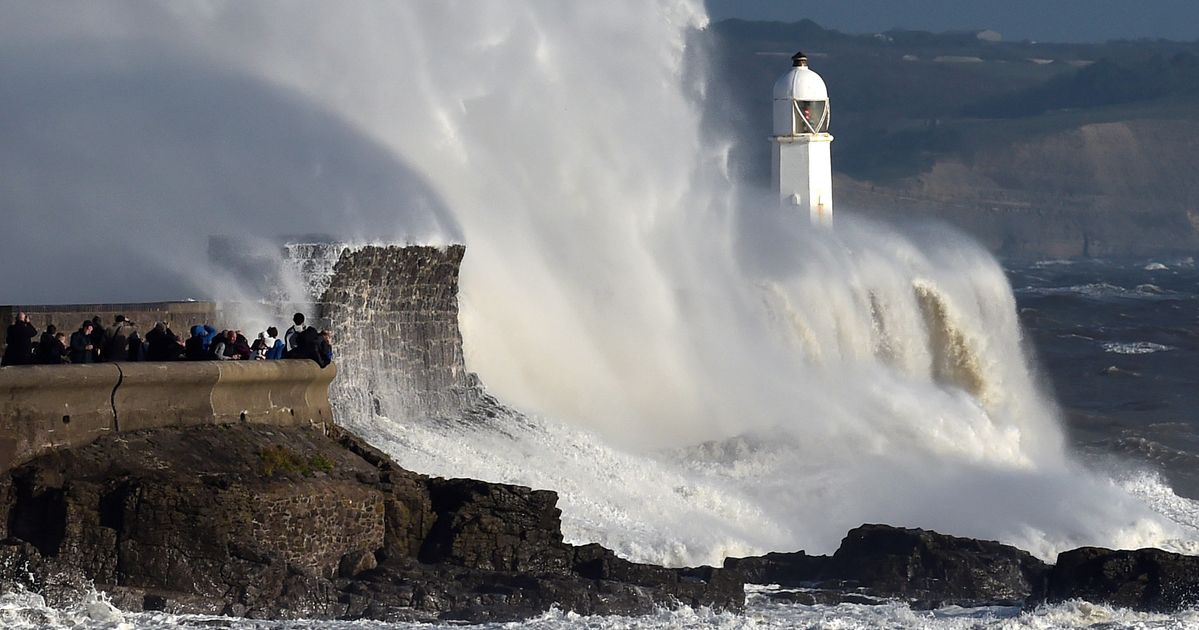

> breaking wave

[{"left": 5, "top": 2, "right": 1199, "bottom": 627}]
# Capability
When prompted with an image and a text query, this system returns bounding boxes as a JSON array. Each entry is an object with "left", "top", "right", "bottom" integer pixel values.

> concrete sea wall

[
  {"left": 0, "top": 243, "right": 476, "bottom": 469},
  {"left": 0, "top": 360, "right": 335, "bottom": 473}
]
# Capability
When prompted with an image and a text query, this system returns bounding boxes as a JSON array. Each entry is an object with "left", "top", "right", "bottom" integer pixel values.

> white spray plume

[{"left": 2, "top": 1, "right": 1196, "bottom": 564}]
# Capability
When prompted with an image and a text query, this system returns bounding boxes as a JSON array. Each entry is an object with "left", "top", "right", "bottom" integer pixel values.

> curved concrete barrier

[
  {"left": 210, "top": 360, "right": 335, "bottom": 427},
  {"left": 115, "top": 360, "right": 335, "bottom": 432},
  {"left": 0, "top": 364, "right": 120, "bottom": 472},
  {"left": 1, "top": 360, "right": 336, "bottom": 473},
  {"left": 113, "top": 362, "right": 222, "bottom": 433}
]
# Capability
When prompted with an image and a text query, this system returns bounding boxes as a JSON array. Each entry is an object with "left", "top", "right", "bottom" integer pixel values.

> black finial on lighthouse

[{"left": 792, "top": 51, "right": 808, "bottom": 67}]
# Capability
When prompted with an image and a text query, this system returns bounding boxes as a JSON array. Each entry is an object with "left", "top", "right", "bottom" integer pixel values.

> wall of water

[{"left": 3, "top": 1, "right": 1197, "bottom": 568}]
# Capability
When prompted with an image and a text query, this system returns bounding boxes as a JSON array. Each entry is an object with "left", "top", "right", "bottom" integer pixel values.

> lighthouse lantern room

[{"left": 771, "top": 51, "right": 833, "bottom": 226}]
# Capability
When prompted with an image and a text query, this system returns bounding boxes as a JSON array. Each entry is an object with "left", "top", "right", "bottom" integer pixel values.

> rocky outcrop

[
  {"left": 10, "top": 423, "right": 1199, "bottom": 620},
  {"left": 726, "top": 524, "right": 1050, "bottom": 609},
  {"left": 0, "top": 423, "right": 741, "bottom": 622},
  {"left": 727, "top": 525, "right": 1199, "bottom": 614},
  {"left": 828, "top": 525, "right": 1050, "bottom": 607},
  {"left": 722, "top": 550, "right": 830, "bottom": 587},
  {"left": 1044, "top": 546, "right": 1199, "bottom": 612}
]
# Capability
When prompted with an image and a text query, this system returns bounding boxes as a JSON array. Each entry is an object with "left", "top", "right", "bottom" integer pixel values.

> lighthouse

[{"left": 771, "top": 52, "right": 833, "bottom": 226}]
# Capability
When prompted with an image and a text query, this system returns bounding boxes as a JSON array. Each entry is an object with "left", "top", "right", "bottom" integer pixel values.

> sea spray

[{"left": 3, "top": 0, "right": 1198, "bottom": 571}]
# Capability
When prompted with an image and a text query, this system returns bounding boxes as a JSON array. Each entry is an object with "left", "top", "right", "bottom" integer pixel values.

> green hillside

[{"left": 706, "top": 19, "right": 1199, "bottom": 183}]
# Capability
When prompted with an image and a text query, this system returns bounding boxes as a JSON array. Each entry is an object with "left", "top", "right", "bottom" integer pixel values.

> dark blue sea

[{"left": 1011, "top": 258, "right": 1199, "bottom": 497}]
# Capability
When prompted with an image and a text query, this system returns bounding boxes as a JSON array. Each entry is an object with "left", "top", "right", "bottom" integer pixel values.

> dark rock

[
  {"left": 0, "top": 476, "right": 10, "bottom": 539},
  {"left": 103, "top": 586, "right": 147, "bottom": 612},
  {"left": 723, "top": 550, "right": 830, "bottom": 586},
  {"left": 827, "top": 524, "right": 1050, "bottom": 607},
  {"left": 0, "top": 423, "right": 743, "bottom": 622},
  {"left": 141, "top": 591, "right": 226, "bottom": 616},
  {"left": 421, "top": 477, "right": 571, "bottom": 574},
  {"left": 339, "top": 550, "right": 378, "bottom": 577},
  {"left": 1044, "top": 546, "right": 1199, "bottom": 612},
  {"left": 726, "top": 524, "right": 1049, "bottom": 609}
]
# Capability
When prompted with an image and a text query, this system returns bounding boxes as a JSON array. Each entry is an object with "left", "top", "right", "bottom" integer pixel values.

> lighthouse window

[{"left": 796, "top": 100, "right": 830, "bottom": 134}]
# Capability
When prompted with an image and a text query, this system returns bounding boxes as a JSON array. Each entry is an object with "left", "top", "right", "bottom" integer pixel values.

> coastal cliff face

[
  {"left": 0, "top": 423, "right": 743, "bottom": 622},
  {"left": 840, "top": 119, "right": 1199, "bottom": 259}
]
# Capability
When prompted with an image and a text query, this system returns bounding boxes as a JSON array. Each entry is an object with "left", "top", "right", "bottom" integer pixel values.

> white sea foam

[
  {"left": 1019, "top": 282, "right": 1173, "bottom": 299},
  {"left": 6, "top": 0, "right": 1199, "bottom": 626},
  {"left": 11, "top": 585, "right": 1199, "bottom": 629},
  {"left": 0, "top": 586, "right": 129, "bottom": 630},
  {"left": 1103, "top": 341, "right": 1175, "bottom": 355}
]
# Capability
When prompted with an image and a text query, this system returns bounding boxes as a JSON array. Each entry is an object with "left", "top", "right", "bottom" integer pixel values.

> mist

[
  {"left": 4, "top": 0, "right": 1197, "bottom": 566},
  {"left": 0, "top": 4, "right": 456, "bottom": 304}
]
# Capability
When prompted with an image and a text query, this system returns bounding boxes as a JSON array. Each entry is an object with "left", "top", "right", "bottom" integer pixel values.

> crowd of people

[{"left": 1, "top": 312, "right": 333, "bottom": 369}]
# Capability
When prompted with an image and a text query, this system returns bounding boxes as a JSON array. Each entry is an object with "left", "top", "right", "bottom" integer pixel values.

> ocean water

[
  {"left": 8, "top": 583, "right": 1199, "bottom": 629},
  {"left": 6, "top": 1, "right": 1199, "bottom": 628},
  {"left": 1011, "top": 258, "right": 1199, "bottom": 500}
]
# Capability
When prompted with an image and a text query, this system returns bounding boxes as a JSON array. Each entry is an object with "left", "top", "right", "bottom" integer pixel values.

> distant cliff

[
  {"left": 706, "top": 19, "right": 1199, "bottom": 258},
  {"left": 839, "top": 119, "right": 1199, "bottom": 258}
]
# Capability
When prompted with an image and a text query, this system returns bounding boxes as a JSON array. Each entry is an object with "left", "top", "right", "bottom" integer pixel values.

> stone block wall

[
  {"left": 249, "top": 481, "right": 384, "bottom": 577},
  {"left": 1, "top": 302, "right": 223, "bottom": 338},
  {"left": 314, "top": 245, "right": 484, "bottom": 423}
]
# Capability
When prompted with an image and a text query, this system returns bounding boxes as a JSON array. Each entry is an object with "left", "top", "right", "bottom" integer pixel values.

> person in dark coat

[
  {"left": 52, "top": 332, "right": 69, "bottom": 363},
  {"left": 35, "top": 329, "right": 68, "bottom": 364},
  {"left": 34, "top": 325, "right": 64, "bottom": 364},
  {"left": 2, "top": 312, "right": 38, "bottom": 367},
  {"left": 250, "top": 333, "right": 271, "bottom": 360},
  {"left": 126, "top": 330, "right": 145, "bottom": 361},
  {"left": 232, "top": 331, "right": 252, "bottom": 360},
  {"left": 145, "top": 322, "right": 184, "bottom": 361},
  {"left": 291, "top": 325, "right": 326, "bottom": 367},
  {"left": 89, "top": 316, "right": 106, "bottom": 359},
  {"left": 70, "top": 321, "right": 97, "bottom": 364}
]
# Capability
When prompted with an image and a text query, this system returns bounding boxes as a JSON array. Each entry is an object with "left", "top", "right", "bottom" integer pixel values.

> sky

[{"left": 704, "top": 0, "right": 1199, "bottom": 44}]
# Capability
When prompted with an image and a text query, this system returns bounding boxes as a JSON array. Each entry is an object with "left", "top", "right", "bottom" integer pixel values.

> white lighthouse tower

[{"left": 771, "top": 51, "right": 833, "bottom": 226}]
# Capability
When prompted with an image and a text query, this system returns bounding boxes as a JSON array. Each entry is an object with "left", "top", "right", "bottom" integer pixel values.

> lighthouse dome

[
  {"left": 772, "top": 52, "right": 831, "bottom": 136},
  {"left": 772, "top": 65, "right": 828, "bottom": 102}
]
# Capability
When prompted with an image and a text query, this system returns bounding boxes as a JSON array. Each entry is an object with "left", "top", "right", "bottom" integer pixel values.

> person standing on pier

[
  {"left": 2, "top": 312, "right": 38, "bottom": 366},
  {"left": 70, "top": 321, "right": 97, "bottom": 364}
]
